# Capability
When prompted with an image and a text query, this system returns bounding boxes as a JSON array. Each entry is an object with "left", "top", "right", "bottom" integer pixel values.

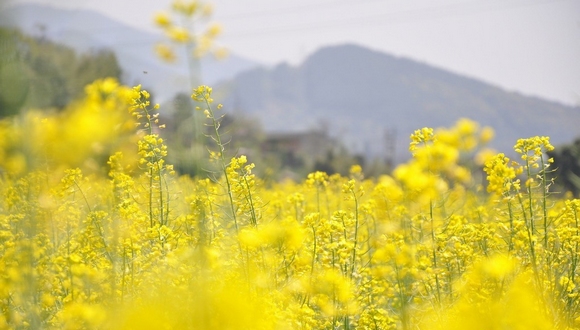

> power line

[
  {"left": 219, "top": 0, "right": 567, "bottom": 39},
  {"left": 13, "top": 0, "right": 568, "bottom": 48},
  {"left": 217, "top": 0, "right": 386, "bottom": 21}
]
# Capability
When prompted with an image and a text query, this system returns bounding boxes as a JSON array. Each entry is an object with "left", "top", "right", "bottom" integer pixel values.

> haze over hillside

[
  {"left": 215, "top": 44, "right": 580, "bottom": 162},
  {"left": 0, "top": 3, "right": 260, "bottom": 101},
  {"left": 2, "top": 4, "right": 578, "bottom": 164}
]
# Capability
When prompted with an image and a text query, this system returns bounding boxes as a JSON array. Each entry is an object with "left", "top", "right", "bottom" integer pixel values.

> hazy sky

[{"left": 5, "top": 0, "right": 580, "bottom": 106}]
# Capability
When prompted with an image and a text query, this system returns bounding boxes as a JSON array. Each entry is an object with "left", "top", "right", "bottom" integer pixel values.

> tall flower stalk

[
  {"left": 129, "top": 85, "right": 175, "bottom": 228},
  {"left": 154, "top": 0, "right": 225, "bottom": 176},
  {"left": 191, "top": 85, "right": 239, "bottom": 232}
]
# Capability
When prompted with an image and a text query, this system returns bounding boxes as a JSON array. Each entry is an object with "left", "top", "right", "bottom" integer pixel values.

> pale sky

[{"left": 5, "top": 0, "right": 580, "bottom": 106}]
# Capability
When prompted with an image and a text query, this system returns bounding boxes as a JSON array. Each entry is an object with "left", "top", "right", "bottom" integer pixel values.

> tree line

[
  {"left": 1, "top": 27, "right": 579, "bottom": 195},
  {"left": 0, "top": 27, "right": 121, "bottom": 117}
]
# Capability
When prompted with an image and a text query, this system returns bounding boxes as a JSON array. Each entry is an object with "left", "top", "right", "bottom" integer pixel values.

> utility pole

[{"left": 384, "top": 128, "right": 397, "bottom": 170}]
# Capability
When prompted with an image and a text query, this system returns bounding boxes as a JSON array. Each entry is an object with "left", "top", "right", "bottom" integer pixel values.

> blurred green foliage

[
  {"left": 549, "top": 138, "right": 580, "bottom": 197},
  {"left": 0, "top": 27, "right": 122, "bottom": 117}
]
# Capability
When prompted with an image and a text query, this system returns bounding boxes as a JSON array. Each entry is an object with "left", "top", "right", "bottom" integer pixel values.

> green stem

[
  {"left": 507, "top": 199, "right": 514, "bottom": 252},
  {"left": 203, "top": 98, "right": 239, "bottom": 233},
  {"left": 243, "top": 175, "right": 258, "bottom": 227},
  {"left": 350, "top": 190, "right": 359, "bottom": 280},
  {"left": 540, "top": 156, "right": 549, "bottom": 249},
  {"left": 310, "top": 226, "right": 317, "bottom": 278},
  {"left": 149, "top": 168, "right": 154, "bottom": 228},
  {"left": 157, "top": 162, "right": 165, "bottom": 227},
  {"left": 525, "top": 157, "right": 535, "bottom": 235},
  {"left": 518, "top": 193, "right": 539, "bottom": 277},
  {"left": 429, "top": 200, "right": 442, "bottom": 305}
]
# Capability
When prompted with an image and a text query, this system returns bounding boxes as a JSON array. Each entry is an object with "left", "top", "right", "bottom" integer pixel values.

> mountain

[
  {"left": 215, "top": 44, "right": 580, "bottom": 162},
  {"left": 3, "top": 4, "right": 578, "bottom": 164},
  {"left": 0, "top": 3, "right": 261, "bottom": 101}
]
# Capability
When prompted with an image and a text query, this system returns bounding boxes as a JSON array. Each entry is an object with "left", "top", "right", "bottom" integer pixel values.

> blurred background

[{"left": 0, "top": 0, "right": 579, "bottom": 184}]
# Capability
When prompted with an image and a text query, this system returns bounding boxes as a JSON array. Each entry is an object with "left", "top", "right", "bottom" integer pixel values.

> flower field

[{"left": 0, "top": 79, "right": 579, "bottom": 329}]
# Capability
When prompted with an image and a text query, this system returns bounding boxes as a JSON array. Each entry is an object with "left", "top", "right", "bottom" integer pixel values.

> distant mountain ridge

[
  {"left": 2, "top": 4, "right": 578, "bottom": 163},
  {"left": 0, "top": 3, "right": 261, "bottom": 101},
  {"left": 215, "top": 44, "right": 580, "bottom": 162}
]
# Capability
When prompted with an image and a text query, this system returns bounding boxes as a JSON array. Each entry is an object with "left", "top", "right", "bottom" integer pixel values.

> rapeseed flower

[{"left": 1, "top": 78, "right": 577, "bottom": 330}]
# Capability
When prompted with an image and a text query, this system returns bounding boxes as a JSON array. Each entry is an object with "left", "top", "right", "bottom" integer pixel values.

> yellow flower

[
  {"left": 514, "top": 136, "right": 554, "bottom": 173},
  {"left": 154, "top": 12, "right": 172, "bottom": 27},
  {"left": 206, "top": 23, "right": 222, "bottom": 37},
  {"left": 409, "top": 127, "right": 435, "bottom": 153},
  {"left": 154, "top": 43, "right": 176, "bottom": 63},
  {"left": 481, "top": 254, "right": 515, "bottom": 279},
  {"left": 191, "top": 85, "right": 213, "bottom": 103},
  {"left": 172, "top": 0, "right": 199, "bottom": 16},
  {"left": 213, "top": 47, "right": 228, "bottom": 60},
  {"left": 166, "top": 26, "right": 190, "bottom": 43},
  {"left": 484, "top": 153, "right": 521, "bottom": 196},
  {"left": 480, "top": 126, "right": 495, "bottom": 144}
]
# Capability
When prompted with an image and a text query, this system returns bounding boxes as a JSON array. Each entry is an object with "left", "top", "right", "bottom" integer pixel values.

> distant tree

[
  {"left": 0, "top": 28, "right": 30, "bottom": 116},
  {"left": 313, "top": 159, "right": 335, "bottom": 174},
  {"left": 25, "top": 42, "right": 72, "bottom": 108},
  {"left": 549, "top": 138, "right": 580, "bottom": 197},
  {"left": 72, "top": 50, "right": 122, "bottom": 97},
  {"left": 0, "top": 27, "right": 122, "bottom": 117}
]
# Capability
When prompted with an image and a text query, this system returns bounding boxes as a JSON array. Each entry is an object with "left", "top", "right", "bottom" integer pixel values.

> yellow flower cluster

[
  {"left": 395, "top": 120, "right": 492, "bottom": 205},
  {"left": 1, "top": 81, "right": 579, "bottom": 329},
  {"left": 484, "top": 153, "right": 522, "bottom": 196},
  {"left": 409, "top": 127, "right": 435, "bottom": 153},
  {"left": 0, "top": 78, "right": 137, "bottom": 175},
  {"left": 191, "top": 84, "right": 214, "bottom": 103},
  {"left": 153, "top": 0, "right": 225, "bottom": 62}
]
